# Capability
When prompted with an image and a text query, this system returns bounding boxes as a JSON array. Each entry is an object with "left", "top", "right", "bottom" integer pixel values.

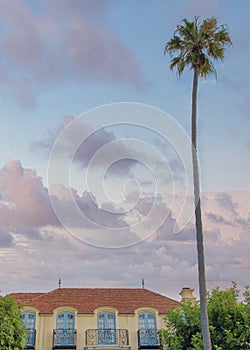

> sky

[{"left": 0, "top": 0, "right": 249, "bottom": 300}]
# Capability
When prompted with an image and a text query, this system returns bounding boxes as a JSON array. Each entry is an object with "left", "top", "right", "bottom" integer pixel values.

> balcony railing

[
  {"left": 25, "top": 329, "right": 36, "bottom": 349},
  {"left": 53, "top": 329, "right": 77, "bottom": 349},
  {"left": 86, "top": 329, "right": 129, "bottom": 346},
  {"left": 137, "top": 329, "right": 161, "bottom": 349}
]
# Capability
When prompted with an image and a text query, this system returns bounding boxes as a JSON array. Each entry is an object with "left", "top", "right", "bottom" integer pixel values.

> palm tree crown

[{"left": 164, "top": 16, "right": 232, "bottom": 78}]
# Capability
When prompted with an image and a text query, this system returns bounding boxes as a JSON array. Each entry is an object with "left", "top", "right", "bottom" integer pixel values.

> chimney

[{"left": 179, "top": 287, "right": 195, "bottom": 302}]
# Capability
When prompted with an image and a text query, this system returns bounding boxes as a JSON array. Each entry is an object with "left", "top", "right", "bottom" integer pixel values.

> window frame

[
  {"left": 138, "top": 312, "right": 158, "bottom": 346},
  {"left": 55, "top": 311, "right": 75, "bottom": 346},
  {"left": 98, "top": 311, "right": 116, "bottom": 345},
  {"left": 21, "top": 312, "right": 36, "bottom": 348}
]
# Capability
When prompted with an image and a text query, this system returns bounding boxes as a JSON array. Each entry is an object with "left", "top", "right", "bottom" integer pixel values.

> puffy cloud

[
  {"left": 39, "top": 116, "right": 141, "bottom": 176},
  {"left": 38, "top": 114, "right": 186, "bottom": 197},
  {"left": 215, "top": 192, "right": 238, "bottom": 216},
  {"left": 0, "top": 161, "right": 249, "bottom": 300},
  {"left": 0, "top": 160, "right": 58, "bottom": 228},
  {"left": 0, "top": 160, "right": 138, "bottom": 238},
  {"left": 206, "top": 212, "right": 233, "bottom": 226},
  {"left": 0, "top": 228, "right": 13, "bottom": 247},
  {"left": 49, "top": 184, "right": 129, "bottom": 229}
]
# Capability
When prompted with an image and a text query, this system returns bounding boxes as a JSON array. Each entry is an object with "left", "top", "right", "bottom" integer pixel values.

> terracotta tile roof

[
  {"left": 9, "top": 292, "right": 45, "bottom": 303},
  {"left": 11, "top": 288, "right": 180, "bottom": 314}
]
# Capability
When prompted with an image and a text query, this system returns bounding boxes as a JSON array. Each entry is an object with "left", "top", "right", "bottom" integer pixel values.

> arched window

[
  {"left": 21, "top": 312, "right": 36, "bottom": 347},
  {"left": 98, "top": 312, "right": 116, "bottom": 345},
  {"left": 55, "top": 312, "right": 75, "bottom": 346},
  {"left": 138, "top": 312, "right": 158, "bottom": 346}
]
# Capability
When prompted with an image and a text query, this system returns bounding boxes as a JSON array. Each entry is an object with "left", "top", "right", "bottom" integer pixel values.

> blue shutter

[
  {"left": 56, "top": 312, "right": 75, "bottom": 346},
  {"left": 21, "top": 312, "right": 36, "bottom": 347},
  {"left": 138, "top": 312, "right": 158, "bottom": 346},
  {"left": 98, "top": 312, "right": 116, "bottom": 345}
]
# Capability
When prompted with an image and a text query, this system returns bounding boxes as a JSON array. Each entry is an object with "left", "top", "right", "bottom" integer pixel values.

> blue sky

[
  {"left": 1, "top": 0, "right": 249, "bottom": 191},
  {"left": 0, "top": 0, "right": 249, "bottom": 298}
]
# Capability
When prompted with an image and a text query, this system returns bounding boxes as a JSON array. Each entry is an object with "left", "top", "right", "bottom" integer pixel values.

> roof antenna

[
  {"left": 58, "top": 277, "right": 62, "bottom": 289},
  {"left": 142, "top": 277, "right": 145, "bottom": 289}
]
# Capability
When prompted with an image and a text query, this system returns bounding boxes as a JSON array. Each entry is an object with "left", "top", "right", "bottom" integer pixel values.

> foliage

[
  {"left": 161, "top": 283, "right": 250, "bottom": 349},
  {"left": 164, "top": 16, "right": 232, "bottom": 78},
  {"left": 0, "top": 294, "right": 26, "bottom": 350}
]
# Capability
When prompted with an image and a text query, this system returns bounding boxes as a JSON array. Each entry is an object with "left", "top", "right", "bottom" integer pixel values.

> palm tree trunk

[{"left": 191, "top": 66, "right": 212, "bottom": 350}]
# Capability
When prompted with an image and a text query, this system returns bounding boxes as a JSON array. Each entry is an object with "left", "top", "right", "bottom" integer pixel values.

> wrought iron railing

[
  {"left": 86, "top": 329, "right": 129, "bottom": 346},
  {"left": 53, "top": 329, "right": 77, "bottom": 348},
  {"left": 25, "top": 328, "right": 36, "bottom": 348},
  {"left": 137, "top": 329, "right": 161, "bottom": 348}
]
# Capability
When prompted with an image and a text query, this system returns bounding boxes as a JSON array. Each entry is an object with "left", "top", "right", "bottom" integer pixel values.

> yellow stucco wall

[{"left": 22, "top": 305, "right": 166, "bottom": 350}]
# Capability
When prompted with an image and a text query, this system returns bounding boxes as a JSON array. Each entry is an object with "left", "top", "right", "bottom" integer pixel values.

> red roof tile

[
  {"left": 9, "top": 292, "right": 45, "bottom": 303},
  {"left": 11, "top": 288, "right": 180, "bottom": 314}
]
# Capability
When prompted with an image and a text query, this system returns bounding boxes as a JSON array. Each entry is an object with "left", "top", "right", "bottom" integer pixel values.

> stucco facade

[{"left": 11, "top": 287, "right": 180, "bottom": 350}]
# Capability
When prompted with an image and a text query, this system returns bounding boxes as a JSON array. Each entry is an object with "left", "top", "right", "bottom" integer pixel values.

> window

[
  {"left": 21, "top": 312, "right": 36, "bottom": 348},
  {"left": 138, "top": 312, "right": 158, "bottom": 346},
  {"left": 98, "top": 312, "right": 116, "bottom": 345},
  {"left": 55, "top": 312, "right": 75, "bottom": 346}
]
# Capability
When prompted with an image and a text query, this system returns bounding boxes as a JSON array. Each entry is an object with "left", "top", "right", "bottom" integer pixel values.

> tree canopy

[
  {"left": 161, "top": 283, "right": 250, "bottom": 350},
  {"left": 164, "top": 16, "right": 232, "bottom": 78},
  {"left": 0, "top": 294, "right": 26, "bottom": 350}
]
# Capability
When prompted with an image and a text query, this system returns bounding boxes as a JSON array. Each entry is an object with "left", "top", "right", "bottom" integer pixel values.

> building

[{"left": 11, "top": 287, "right": 181, "bottom": 350}]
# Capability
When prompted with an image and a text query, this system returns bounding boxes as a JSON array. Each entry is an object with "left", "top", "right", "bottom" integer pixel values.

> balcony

[
  {"left": 25, "top": 329, "right": 36, "bottom": 349},
  {"left": 137, "top": 329, "right": 161, "bottom": 349},
  {"left": 52, "top": 329, "right": 77, "bottom": 349},
  {"left": 86, "top": 329, "right": 129, "bottom": 347}
]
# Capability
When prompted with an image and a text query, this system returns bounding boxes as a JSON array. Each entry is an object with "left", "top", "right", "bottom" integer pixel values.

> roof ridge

[
  {"left": 51, "top": 287, "right": 146, "bottom": 292},
  {"left": 9, "top": 292, "right": 45, "bottom": 304},
  {"left": 43, "top": 287, "right": 153, "bottom": 291},
  {"left": 11, "top": 288, "right": 177, "bottom": 299},
  {"left": 142, "top": 288, "right": 179, "bottom": 302},
  {"left": 24, "top": 288, "right": 61, "bottom": 304},
  {"left": 23, "top": 292, "right": 48, "bottom": 304},
  {"left": 12, "top": 287, "right": 180, "bottom": 314}
]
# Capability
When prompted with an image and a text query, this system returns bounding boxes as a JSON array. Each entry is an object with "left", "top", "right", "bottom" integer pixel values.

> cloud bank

[{"left": 0, "top": 160, "right": 249, "bottom": 299}]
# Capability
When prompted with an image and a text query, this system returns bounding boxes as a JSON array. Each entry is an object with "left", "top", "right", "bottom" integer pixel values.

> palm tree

[{"left": 164, "top": 16, "right": 231, "bottom": 350}]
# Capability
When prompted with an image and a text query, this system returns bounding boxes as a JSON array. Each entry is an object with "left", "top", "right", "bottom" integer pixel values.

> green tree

[
  {"left": 0, "top": 294, "right": 26, "bottom": 350},
  {"left": 164, "top": 17, "right": 232, "bottom": 350},
  {"left": 161, "top": 283, "right": 250, "bottom": 349}
]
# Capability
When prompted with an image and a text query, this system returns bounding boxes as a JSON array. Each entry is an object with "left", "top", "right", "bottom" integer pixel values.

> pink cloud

[
  {"left": 0, "top": 159, "right": 248, "bottom": 299},
  {"left": 0, "top": 165, "right": 249, "bottom": 299},
  {"left": 49, "top": 183, "right": 129, "bottom": 230},
  {"left": 201, "top": 191, "right": 250, "bottom": 241},
  {"left": 0, "top": 160, "right": 58, "bottom": 227}
]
